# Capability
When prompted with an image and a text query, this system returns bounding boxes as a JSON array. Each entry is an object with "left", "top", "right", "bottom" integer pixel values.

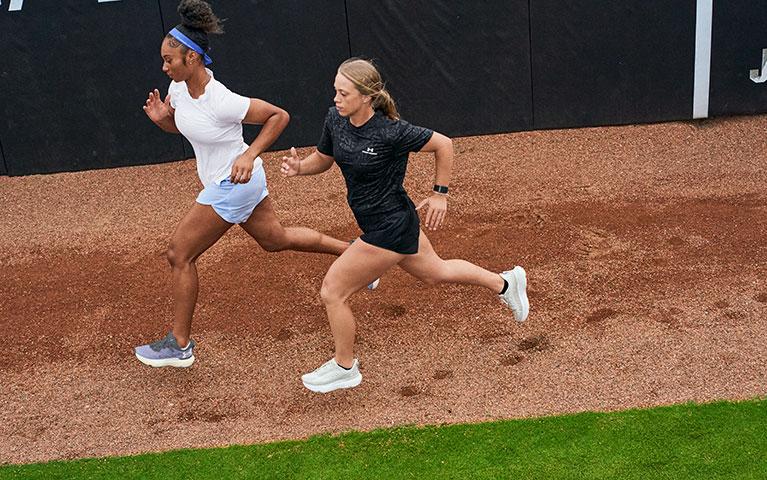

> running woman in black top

[{"left": 281, "top": 58, "right": 530, "bottom": 393}]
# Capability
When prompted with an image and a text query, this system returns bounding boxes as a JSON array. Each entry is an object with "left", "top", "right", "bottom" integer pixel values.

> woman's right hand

[
  {"left": 280, "top": 147, "right": 301, "bottom": 177},
  {"left": 142, "top": 89, "right": 170, "bottom": 123},
  {"left": 416, "top": 194, "right": 448, "bottom": 231}
]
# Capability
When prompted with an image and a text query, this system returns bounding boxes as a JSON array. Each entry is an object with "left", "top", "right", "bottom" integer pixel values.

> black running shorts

[{"left": 356, "top": 201, "right": 420, "bottom": 255}]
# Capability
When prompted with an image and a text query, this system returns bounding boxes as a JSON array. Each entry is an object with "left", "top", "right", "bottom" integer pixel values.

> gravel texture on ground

[{"left": 1, "top": 115, "right": 766, "bottom": 464}]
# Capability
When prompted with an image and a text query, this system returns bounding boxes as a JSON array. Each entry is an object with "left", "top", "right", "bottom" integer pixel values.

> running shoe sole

[
  {"left": 135, "top": 352, "right": 195, "bottom": 368},
  {"left": 302, "top": 373, "right": 362, "bottom": 393}
]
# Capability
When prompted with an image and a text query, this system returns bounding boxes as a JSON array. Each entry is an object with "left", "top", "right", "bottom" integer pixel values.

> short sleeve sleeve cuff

[
  {"left": 316, "top": 107, "right": 336, "bottom": 156},
  {"left": 168, "top": 81, "right": 181, "bottom": 109}
]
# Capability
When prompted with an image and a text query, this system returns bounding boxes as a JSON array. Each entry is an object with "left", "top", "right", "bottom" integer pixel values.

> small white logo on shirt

[{"left": 362, "top": 147, "right": 378, "bottom": 156}]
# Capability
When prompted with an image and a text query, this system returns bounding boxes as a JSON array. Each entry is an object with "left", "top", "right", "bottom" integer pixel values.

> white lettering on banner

[
  {"left": 750, "top": 49, "right": 767, "bottom": 84},
  {"left": 7, "top": 0, "right": 121, "bottom": 11}
]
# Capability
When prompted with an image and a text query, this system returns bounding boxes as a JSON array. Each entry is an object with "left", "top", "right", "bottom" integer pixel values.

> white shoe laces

[{"left": 315, "top": 359, "right": 339, "bottom": 374}]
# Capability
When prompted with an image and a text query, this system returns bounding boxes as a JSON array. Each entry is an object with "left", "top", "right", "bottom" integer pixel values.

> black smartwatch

[{"left": 433, "top": 184, "right": 449, "bottom": 195}]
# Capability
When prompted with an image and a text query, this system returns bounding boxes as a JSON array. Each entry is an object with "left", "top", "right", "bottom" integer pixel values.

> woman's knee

[
  {"left": 319, "top": 275, "right": 348, "bottom": 306},
  {"left": 256, "top": 227, "right": 290, "bottom": 252},
  {"left": 166, "top": 242, "right": 193, "bottom": 268},
  {"left": 259, "top": 236, "right": 287, "bottom": 252},
  {"left": 419, "top": 273, "right": 440, "bottom": 286},
  {"left": 416, "top": 263, "right": 448, "bottom": 286}
]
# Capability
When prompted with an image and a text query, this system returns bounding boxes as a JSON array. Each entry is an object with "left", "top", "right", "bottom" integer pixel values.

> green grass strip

[{"left": 2, "top": 398, "right": 765, "bottom": 480}]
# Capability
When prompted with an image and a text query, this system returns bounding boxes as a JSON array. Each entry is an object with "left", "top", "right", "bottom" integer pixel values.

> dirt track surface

[{"left": 1, "top": 116, "right": 766, "bottom": 464}]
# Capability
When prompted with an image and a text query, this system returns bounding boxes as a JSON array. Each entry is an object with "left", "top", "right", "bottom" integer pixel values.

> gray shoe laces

[{"left": 149, "top": 333, "right": 177, "bottom": 352}]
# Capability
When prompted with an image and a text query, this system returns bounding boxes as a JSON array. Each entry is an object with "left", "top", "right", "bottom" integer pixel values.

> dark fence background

[
  {"left": 709, "top": 1, "right": 767, "bottom": 116},
  {"left": 347, "top": 0, "right": 533, "bottom": 136},
  {"left": 1, "top": 0, "right": 765, "bottom": 176},
  {"left": 0, "top": 0, "right": 184, "bottom": 175},
  {"left": 530, "top": 0, "right": 697, "bottom": 129}
]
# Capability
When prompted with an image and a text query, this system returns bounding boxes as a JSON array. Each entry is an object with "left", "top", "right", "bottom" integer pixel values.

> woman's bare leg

[
  {"left": 319, "top": 239, "right": 404, "bottom": 366},
  {"left": 239, "top": 196, "right": 347, "bottom": 255},
  {"left": 398, "top": 230, "right": 505, "bottom": 292},
  {"left": 167, "top": 203, "right": 232, "bottom": 347},
  {"left": 399, "top": 230, "right": 528, "bottom": 321}
]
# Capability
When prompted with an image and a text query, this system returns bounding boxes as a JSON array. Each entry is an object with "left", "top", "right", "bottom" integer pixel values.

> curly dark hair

[{"left": 177, "top": 0, "right": 223, "bottom": 34}]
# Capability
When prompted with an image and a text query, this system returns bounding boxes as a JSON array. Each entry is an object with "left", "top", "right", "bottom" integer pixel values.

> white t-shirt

[{"left": 168, "top": 69, "right": 262, "bottom": 187}]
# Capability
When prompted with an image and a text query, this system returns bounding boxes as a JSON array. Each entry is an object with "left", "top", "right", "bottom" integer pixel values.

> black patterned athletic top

[{"left": 317, "top": 107, "right": 433, "bottom": 218}]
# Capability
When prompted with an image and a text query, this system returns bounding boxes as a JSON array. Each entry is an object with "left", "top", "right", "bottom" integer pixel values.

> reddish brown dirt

[{"left": 1, "top": 115, "right": 766, "bottom": 464}]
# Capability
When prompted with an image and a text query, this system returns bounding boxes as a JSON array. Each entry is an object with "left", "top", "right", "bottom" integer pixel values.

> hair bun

[{"left": 177, "top": 0, "right": 223, "bottom": 34}]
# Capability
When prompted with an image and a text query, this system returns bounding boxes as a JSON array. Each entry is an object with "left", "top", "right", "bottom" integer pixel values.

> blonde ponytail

[{"left": 371, "top": 88, "right": 399, "bottom": 120}]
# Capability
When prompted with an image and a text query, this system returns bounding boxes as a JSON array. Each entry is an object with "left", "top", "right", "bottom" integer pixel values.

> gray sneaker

[
  {"left": 302, "top": 358, "right": 362, "bottom": 393},
  {"left": 135, "top": 332, "right": 195, "bottom": 368},
  {"left": 499, "top": 266, "right": 529, "bottom": 322}
]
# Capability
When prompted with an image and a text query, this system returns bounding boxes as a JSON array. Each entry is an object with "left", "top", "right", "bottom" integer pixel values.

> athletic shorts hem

[
  {"left": 356, "top": 202, "right": 420, "bottom": 254},
  {"left": 195, "top": 165, "right": 269, "bottom": 224}
]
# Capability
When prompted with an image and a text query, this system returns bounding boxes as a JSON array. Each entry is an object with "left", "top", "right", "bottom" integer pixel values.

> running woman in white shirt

[{"left": 134, "top": 0, "right": 359, "bottom": 367}]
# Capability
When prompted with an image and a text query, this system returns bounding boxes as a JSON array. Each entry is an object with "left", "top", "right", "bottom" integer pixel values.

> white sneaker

[
  {"left": 499, "top": 266, "right": 529, "bottom": 322},
  {"left": 302, "top": 358, "right": 362, "bottom": 393}
]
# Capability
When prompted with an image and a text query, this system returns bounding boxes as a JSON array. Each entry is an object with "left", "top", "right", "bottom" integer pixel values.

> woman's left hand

[
  {"left": 416, "top": 194, "right": 448, "bottom": 230},
  {"left": 230, "top": 153, "right": 254, "bottom": 183}
]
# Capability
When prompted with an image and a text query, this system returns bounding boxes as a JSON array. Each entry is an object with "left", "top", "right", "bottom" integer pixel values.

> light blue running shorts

[{"left": 196, "top": 164, "right": 268, "bottom": 224}]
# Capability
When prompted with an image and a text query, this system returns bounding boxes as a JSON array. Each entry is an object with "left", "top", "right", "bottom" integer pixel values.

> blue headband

[{"left": 169, "top": 27, "right": 213, "bottom": 65}]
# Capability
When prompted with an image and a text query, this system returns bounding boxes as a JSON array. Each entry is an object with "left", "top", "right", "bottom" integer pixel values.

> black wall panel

[
  {"left": 160, "top": 0, "right": 350, "bottom": 152},
  {"left": 709, "top": 2, "right": 767, "bottom": 116},
  {"left": 346, "top": 0, "right": 533, "bottom": 137},
  {"left": 0, "top": 1, "right": 185, "bottom": 175},
  {"left": 530, "top": 1, "right": 697, "bottom": 129}
]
